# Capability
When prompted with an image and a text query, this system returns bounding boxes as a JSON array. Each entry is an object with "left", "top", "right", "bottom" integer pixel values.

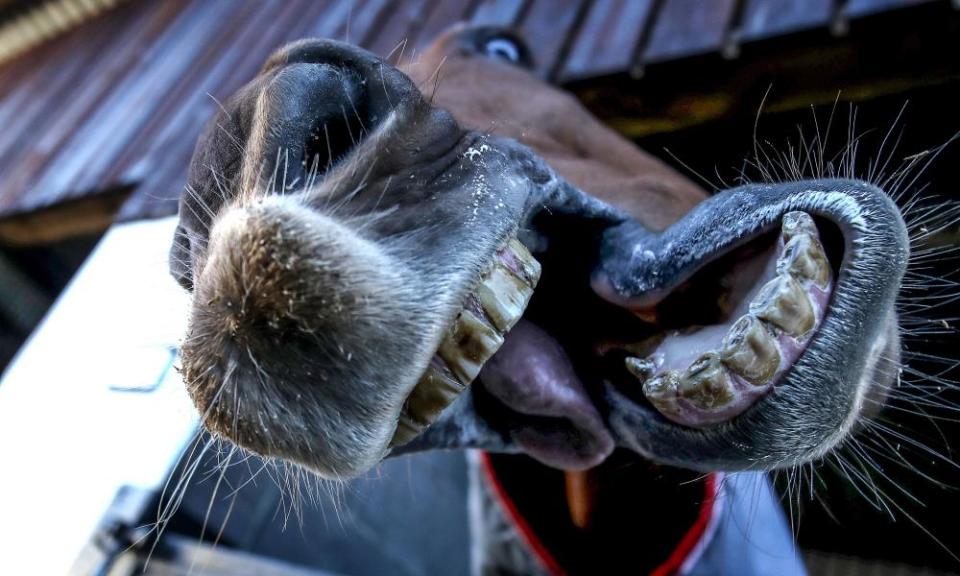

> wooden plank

[
  {"left": 846, "top": 0, "right": 939, "bottom": 19},
  {"left": 738, "top": 0, "right": 834, "bottom": 42},
  {"left": 362, "top": 0, "right": 433, "bottom": 61},
  {"left": 518, "top": 0, "right": 588, "bottom": 78},
  {"left": 559, "top": 0, "right": 655, "bottom": 82},
  {"left": 470, "top": 0, "right": 528, "bottom": 26},
  {"left": 641, "top": 0, "right": 738, "bottom": 65}
]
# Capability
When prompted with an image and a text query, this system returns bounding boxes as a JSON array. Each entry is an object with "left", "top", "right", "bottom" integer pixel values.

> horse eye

[{"left": 483, "top": 37, "right": 521, "bottom": 63}]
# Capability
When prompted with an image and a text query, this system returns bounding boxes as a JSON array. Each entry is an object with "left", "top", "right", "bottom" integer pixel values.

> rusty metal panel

[
  {"left": 25, "top": 1, "right": 236, "bottom": 211},
  {"left": 559, "top": 0, "right": 655, "bottom": 82},
  {"left": 300, "top": 0, "right": 359, "bottom": 40},
  {"left": 641, "top": 0, "right": 738, "bottom": 65},
  {"left": 362, "top": 0, "right": 433, "bottom": 61},
  {"left": 414, "top": 0, "right": 478, "bottom": 50},
  {"left": 738, "top": 0, "right": 834, "bottom": 42},
  {"left": 338, "top": 0, "right": 395, "bottom": 46},
  {"left": 518, "top": 0, "right": 588, "bottom": 78},
  {"left": 846, "top": 0, "right": 940, "bottom": 18},
  {"left": 0, "top": 0, "right": 176, "bottom": 214},
  {"left": 108, "top": 0, "right": 303, "bottom": 185},
  {"left": 69, "top": 1, "right": 269, "bottom": 204},
  {"left": 0, "top": 0, "right": 952, "bottom": 224},
  {"left": 471, "top": 0, "right": 528, "bottom": 26},
  {"left": 116, "top": 0, "right": 339, "bottom": 221},
  {"left": 0, "top": 34, "right": 117, "bottom": 209}
]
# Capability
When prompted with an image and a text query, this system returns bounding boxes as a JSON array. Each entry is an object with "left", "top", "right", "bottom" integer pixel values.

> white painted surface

[{"left": 0, "top": 217, "right": 197, "bottom": 575}]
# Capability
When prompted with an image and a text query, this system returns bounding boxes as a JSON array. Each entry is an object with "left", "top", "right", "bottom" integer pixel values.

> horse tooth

[
  {"left": 678, "top": 353, "right": 735, "bottom": 410},
  {"left": 390, "top": 364, "right": 465, "bottom": 447},
  {"left": 506, "top": 237, "right": 542, "bottom": 288},
  {"left": 777, "top": 233, "right": 830, "bottom": 288},
  {"left": 720, "top": 314, "right": 781, "bottom": 385},
  {"left": 643, "top": 370, "right": 681, "bottom": 416},
  {"left": 750, "top": 274, "right": 815, "bottom": 338},
  {"left": 477, "top": 262, "right": 534, "bottom": 332},
  {"left": 437, "top": 309, "right": 504, "bottom": 383},
  {"left": 625, "top": 357, "right": 655, "bottom": 382},
  {"left": 391, "top": 414, "right": 421, "bottom": 448},
  {"left": 781, "top": 211, "right": 818, "bottom": 242}
]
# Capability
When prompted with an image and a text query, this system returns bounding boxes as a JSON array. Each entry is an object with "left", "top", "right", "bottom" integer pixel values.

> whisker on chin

[{"left": 188, "top": 444, "right": 238, "bottom": 575}]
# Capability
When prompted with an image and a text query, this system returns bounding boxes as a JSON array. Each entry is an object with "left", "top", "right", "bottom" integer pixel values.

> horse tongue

[{"left": 478, "top": 320, "right": 614, "bottom": 470}]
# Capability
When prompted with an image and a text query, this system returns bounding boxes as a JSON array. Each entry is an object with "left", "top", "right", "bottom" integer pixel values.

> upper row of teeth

[
  {"left": 391, "top": 238, "right": 541, "bottom": 447},
  {"left": 631, "top": 211, "right": 832, "bottom": 422}
]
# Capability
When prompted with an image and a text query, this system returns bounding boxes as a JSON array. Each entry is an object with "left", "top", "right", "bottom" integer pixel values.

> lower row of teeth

[
  {"left": 390, "top": 238, "right": 541, "bottom": 447},
  {"left": 628, "top": 211, "right": 833, "bottom": 427}
]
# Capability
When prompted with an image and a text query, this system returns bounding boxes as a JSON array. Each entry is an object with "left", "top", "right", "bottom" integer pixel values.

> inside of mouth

[
  {"left": 487, "top": 211, "right": 843, "bottom": 436},
  {"left": 395, "top": 212, "right": 844, "bottom": 462},
  {"left": 602, "top": 213, "right": 843, "bottom": 427}
]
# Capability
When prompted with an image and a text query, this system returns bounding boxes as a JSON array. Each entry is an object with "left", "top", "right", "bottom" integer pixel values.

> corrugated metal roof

[{"left": 0, "top": 0, "right": 948, "bottom": 226}]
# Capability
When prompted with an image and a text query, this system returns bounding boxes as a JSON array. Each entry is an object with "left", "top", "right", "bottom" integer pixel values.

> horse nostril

[{"left": 249, "top": 40, "right": 429, "bottom": 195}]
